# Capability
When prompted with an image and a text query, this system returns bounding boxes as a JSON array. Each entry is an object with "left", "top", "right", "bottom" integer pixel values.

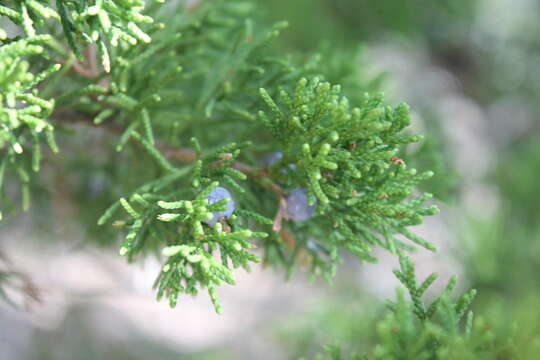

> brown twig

[
  {"left": 56, "top": 45, "right": 110, "bottom": 87},
  {"left": 273, "top": 196, "right": 288, "bottom": 232},
  {"left": 279, "top": 228, "right": 296, "bottom": 249},
  {"left": 161, "top": 147, "right": 197, "bottom": 162},
  {"left": 57, "top": 47, "right": 99, "bottom": 79},
  {"left": 52, "top": 109, "right": 291, "bottom": 241}
]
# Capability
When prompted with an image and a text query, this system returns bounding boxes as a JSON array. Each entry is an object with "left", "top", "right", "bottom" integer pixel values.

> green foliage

[
  {"left": 377, "top": 256, "right": 479, "bottom": 359},
  {"left": 145, "top": 179, "right": 263, "bottom": 311},
  {"left": 0, "top": 34, "right": 59, "bottom": 217},
  {"left": 391, "top": 255, "right": 476, "bottom": 323},
  {"left": 459, "top": 136, "right": 540, "bottom": 296},
  {"left": 314, "top": 291, "right": 496, "bottom": 360},
  {"left": 257, "top": 0, "right": 479, "bottom": 51},
  {"left": 96, "top": 141, "right": 270, "bottom": 312},
  {"left": 0, "top": 0, "right": 443, "bottom": 314},
  {"left": 0, "top": 0, "right": 462, "bottom": 331},
  {"left": 33, "top": 0, "right": 440, "bottom": 309},
  {"left": 258, "top": 78, "right": 439, "bottom": 265},
  {"left": 61, "top": 0, "right": 317, "bottom": 148},
  {"left": 491, "top": 136, "right": 540, "bottom": 225},
  {"left": 0, "top": 0, "right": 157, "bottom": 217},
  {"left": 2, "top": 0, "right": 539, "bottom": 359},
  {"left": 4, "top": 1, "right": 534, "bottom": 359},
  {"left": 309, "top": 256, "right": 514, "bottom": 360},
  {"left": 1, "top": 0, "right": 154, "bottom": 71}
]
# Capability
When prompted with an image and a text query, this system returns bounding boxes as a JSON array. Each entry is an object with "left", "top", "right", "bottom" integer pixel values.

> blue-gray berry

[
  {"left": 262, "top": 151, "right": 297, "bottom": 171},
  {"left": 204, "top": 187, "right": 235, "bottom": 226},
  {"left": 287, "top": 188, "right": 316, "bottom": 221},
  {"left": 262, "top": 151, "right": 283, "bottom": 165}
]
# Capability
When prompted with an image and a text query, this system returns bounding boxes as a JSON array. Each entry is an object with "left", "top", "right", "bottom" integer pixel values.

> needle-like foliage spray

[{"left": 0, "top": 1, "right": 509, "bottom": 357}]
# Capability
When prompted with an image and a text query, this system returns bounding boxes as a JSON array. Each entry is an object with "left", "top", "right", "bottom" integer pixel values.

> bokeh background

[{"left": 2, "top": 0, "right": 540, "bottom": 358}]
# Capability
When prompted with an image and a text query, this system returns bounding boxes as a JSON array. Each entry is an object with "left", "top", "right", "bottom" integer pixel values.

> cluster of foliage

[
  {"left": 3, "top": 1, "right": 528, "bottom": 358},
  {"left": 1, "top": 0, "right": 443, "bottom": 312},
  {"left": 0, "top": 33, "right": 58, "bottom": 218},
  {"left": 310, "top": 255, "right": 499, "bottom": 359}
]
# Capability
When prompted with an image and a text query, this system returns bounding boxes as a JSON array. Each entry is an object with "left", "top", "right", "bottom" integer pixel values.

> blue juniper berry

[
  {"left": 287, "top": 188, "right": 316, "bottom": 221},
  {"left": 262, "top": 151, "right": 283, "bottom": 165},
  {"left": 204, "top": 187, "right": 235, "bottom": 226},
  {"left": 262, "top": 151, "right": 297, "bottom": 171}
]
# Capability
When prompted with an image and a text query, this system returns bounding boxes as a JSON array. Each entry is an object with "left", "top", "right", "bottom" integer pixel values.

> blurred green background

[{"left": 2, "top": 0, "right": 540, "bottom": 358}]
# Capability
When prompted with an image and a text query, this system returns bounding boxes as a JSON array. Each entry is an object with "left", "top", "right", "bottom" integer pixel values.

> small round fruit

[
  {"left": 204, "top": 187, "right": 235, "bottom": 226},
  {"left": 287, "top": 188, "right": 316, "bottom": 221}
]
